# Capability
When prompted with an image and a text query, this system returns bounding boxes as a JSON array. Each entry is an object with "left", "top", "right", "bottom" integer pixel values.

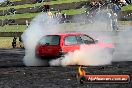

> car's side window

[
  {"left": 64, "top": 36, "right": 78, "bottom": 45},
  {"left": 80, "top": 35, "right": 94, "bottom": 44},
  {"left": 76, "top": 35, "right": 83, "bottom": 44}
]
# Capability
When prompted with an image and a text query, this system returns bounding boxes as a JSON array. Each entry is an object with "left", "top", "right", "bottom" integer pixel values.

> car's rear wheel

[{"left": 34, "top": 55, "right": 50, "bottom": 66}]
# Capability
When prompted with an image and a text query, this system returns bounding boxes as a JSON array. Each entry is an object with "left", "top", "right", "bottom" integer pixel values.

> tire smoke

[
  {"left": 22, "top": 11, "right": 132, "bottom": 67},
  {"left": 22, "top": 13, "right": 60, "bottom": 66},
  {"left": 113, "top": 24, "right": 132, "bottom": 61},
  {"left": 50, "top": 45, "right": 112, "bottom": 66},
  {"left": 50, "top": 10, "right": 114, "bottom": 66}
]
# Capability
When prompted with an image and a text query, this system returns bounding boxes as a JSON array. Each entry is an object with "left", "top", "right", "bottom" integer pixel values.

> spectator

[
  {"left": 55, "top": 11, "right": 62, "bottom": 22},
  {"left": 92, "top": 1, "right": 96, "bottom": 7},
  {"left": 57, "top": 11, "right": 62, "bottom": 18},
  {"left": 107, "top": 10, "right": 112, "bottom": 30},
  {"left": 96, "top": 1, "right": 102, "bottom": 11},
  {"left": 125, "top": 0, "right": 131, "bottom": 4},
  {"left": 119, "top": 0, "right": 128, "bottom": 6},
  {"left": 19, "top": 36, "right": 23, "bottom": 48},
  {"left": 36, "top": 0, "right": 42, "bottom": 3},
  {"left": 53, "top": 12, "right": 57, "bottom": 18},
  {"left": 110, "top": 12, "right": 118, "bottom": 31},
  {"left": 44, "top": 3, "right": 50, "bottom": 12},
  {"left": 12, "top": 37, "right": 17, "bottom": 48},
  {"left": 9, "top": 8, "right": 16, "bottom": 14},
  {"left": 111, "top": 0, "right": 118, "bottom": 3},
  {"left": 47, "top": 10, "right": 53, "bottom": 18},
  {"left": 6, "top": 0, "right": 11, "bottom": 6},
  {"left": 61, "top": 13, "right": 67, "bottom": 23},
  {"left": 26, "top": 20, "right": 29, "bottom": 28},
  {"left": 112, "top": 3, "right": 121, "bottom": 13},
  {"left": 64, "top": 13, "right": 67, "bottom": 19}
]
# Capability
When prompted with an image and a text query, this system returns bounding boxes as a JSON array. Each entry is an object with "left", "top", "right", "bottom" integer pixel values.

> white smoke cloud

[
  {"left": 22, "top": 13, "right": 60, "bottom": 66},
  {"left": 113, "top": 25, "right": 132, "bottom": 61},
  {"left": 22, "top": 10, "right": 132, "bottom": 67},
  {"left": 22, "top": 11, "right": 115, "bottom": 66},
  {"left": 49, "top": 11, "right": 115, "bottom": 66},
  {"left": 50, "top": 45, "right": 112, "bottom": 66}
]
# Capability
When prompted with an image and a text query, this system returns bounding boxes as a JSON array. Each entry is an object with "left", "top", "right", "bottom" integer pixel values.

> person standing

[
  {"left": 19, "top": 36, "right": 23, "bottom": 48},
  {"left": 112, "top": 3, "right": 121, "bottom": 13},
  {"left": 26, "top": 20, "right": 29, "bottom": 28},
  {"left": 12, "top": 37, "right": 17, "bottom": 48},
  {"left": 47, "top": 10, "right": 53, "bottom": 18},
  {"left": 111, "top": 12, "right": 118, "bottom": 31},
  {"left": 107, "top": 10, "right": 112, "bottom": 30}
]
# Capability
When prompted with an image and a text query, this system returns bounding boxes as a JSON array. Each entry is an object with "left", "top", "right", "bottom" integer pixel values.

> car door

[
  {"left": 62, "top": 35, "right": 82, "bottom": 52},
  {"left": 79, "top": 34, "right": 97, "bottom": 49},
  {"left": 36, "top": 35, "right": 61, "bottom": 56},
  {"left": 80, "top": 35, "right": 95, "bottom": 44}
]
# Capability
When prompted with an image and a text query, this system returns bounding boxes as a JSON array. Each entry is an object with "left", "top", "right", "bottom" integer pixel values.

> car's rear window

[{"left": 39, "top": 35, "right": 60, "bottom": 45}]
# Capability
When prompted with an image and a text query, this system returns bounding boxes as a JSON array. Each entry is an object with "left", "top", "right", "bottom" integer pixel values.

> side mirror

[{"left": 94, "top": 39, "right": 98, "bottom": 43}]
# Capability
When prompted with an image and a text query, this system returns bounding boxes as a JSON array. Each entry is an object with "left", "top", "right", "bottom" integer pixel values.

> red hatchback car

[{"left": 35, "top": 33, "right": 114, "bottom": 60}]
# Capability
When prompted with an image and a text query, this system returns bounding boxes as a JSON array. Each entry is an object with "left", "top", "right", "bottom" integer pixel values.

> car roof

[{"left": 48, "top": 32, "right": 86, "bottom": 36}]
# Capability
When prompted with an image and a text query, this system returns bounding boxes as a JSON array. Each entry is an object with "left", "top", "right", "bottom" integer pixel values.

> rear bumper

[
  {"left": 36, "top": 56, "right": 59, "bottom": 61},
  {"left": 59, "top": 52, "right": 67, "bottom": 57},
  {"left": 35, "top": 52, "right": 67, "bottom": 60}
]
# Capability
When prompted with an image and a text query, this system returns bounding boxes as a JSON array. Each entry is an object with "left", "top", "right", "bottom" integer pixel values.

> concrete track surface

[{"left": 0, "top": 49, "right": 132, "bottom": 88}]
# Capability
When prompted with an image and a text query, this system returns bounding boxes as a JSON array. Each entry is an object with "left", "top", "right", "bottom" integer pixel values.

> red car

[{"left": 35, "top": 32, "right": 114, "bottom": 60}]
